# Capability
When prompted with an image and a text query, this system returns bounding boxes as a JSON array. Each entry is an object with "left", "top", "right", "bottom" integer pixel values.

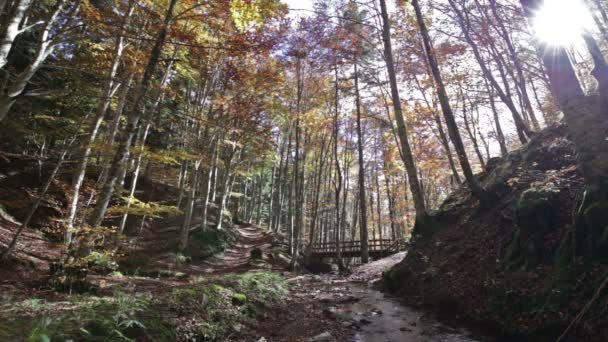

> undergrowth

[{"left": 2, "top": 271, "right": 288, "bottom": 341}]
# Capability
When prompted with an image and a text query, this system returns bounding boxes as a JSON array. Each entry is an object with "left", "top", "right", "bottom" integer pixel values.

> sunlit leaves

[{"left": 230, "top": 0, "right": 287, "bottom": 31}]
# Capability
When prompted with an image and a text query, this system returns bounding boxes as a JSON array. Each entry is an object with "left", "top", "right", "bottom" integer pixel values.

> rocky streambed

[{"left": 287, "top": 274, "right": 493, "bottom": 342}]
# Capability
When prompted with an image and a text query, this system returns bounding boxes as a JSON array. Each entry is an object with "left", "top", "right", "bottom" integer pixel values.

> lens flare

[{"left": 532, "top": 0, "right": 593, "bottom": 46}]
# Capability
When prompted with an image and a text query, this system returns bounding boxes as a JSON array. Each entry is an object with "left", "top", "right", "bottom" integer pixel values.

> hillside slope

[{"left": 384, "top": 126, "right": 608, "bottom": 341}]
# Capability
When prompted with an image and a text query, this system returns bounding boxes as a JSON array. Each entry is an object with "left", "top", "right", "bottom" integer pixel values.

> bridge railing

[{"left": 311, "top": 239, "right": 396, "bottom": 254}]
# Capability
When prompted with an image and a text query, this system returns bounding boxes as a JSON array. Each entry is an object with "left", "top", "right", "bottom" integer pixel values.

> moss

[
  {"left": 231, "top": 293, "right": 247, "bottom": 306},
  {"left": 175, "top": 253, "right": 192, "bottom": 265},
  {"left": 171, "top": 288, "right": 199, "bottom": 303},
  {"left": 516, "top": 187, "right": 558, "bottom": 231},
  {"left": 504, "top": 187, "right": 560, "bottom": 271}
]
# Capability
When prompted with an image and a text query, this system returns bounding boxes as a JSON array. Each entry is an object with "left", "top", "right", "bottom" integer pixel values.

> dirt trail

[
  {"left": 92, "top": 223, "right": 278, "bottom": 295},
  {"left": 199, "top": 224, "right": 274, "bottom": 273}
]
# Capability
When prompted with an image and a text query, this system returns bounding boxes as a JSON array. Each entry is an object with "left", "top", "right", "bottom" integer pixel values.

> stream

[{"left": 344, "top": 284, "right": 483, "bottom": 342}]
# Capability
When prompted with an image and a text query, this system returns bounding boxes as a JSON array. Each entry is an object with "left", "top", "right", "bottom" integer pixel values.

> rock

[
  {"left": 337, "top": 295, "right": 360, "bottom": 304},
  {"left": 400, "top": 326, "right": 413, "bottom": 332},
  {"left": 359, "top": 318, "right": 372, "bottom": 325},
  {"left": 231, "top": 293, "right": 247, "bottom": 305},
  {"left": 371, "top": 309, "right": 383, "bottom": 315},
  {"left": 322, "top": 307, "right": 338, "bottom": 319},
  {"left": 174, "top": 272, "right": 189, "bottom": 279},
  {"left": 257, "top": 338, "right": 267, "bottom": 342},
  {"left": 308, "top": 332, "right": 334, "bottom": 342}
]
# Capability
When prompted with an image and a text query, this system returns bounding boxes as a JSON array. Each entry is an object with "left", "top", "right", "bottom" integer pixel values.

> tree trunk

[
  {"left": 354, "top": 62, "right": 370, "bottom": 263},
  {"left": 411, "top": 0, "right": 490, "bottom": 203},
  {"left": 379, "top": 0, "right": 428, "bottom": 225},
  {"left": 0, "top": 113, "right": 89, "bottom": 260},
  {"left": 521, "top": 0, "right": 608, "bottom": 200},
  {"left": 65, "top": 2, "right": 134, "bottom": 239},
  {"left": 179, "top": 159, "right": 201, "bottom": 253},
  {"left": 88, "top": 0, "right": 178, "bottom": 227},
  {"left": 0, "top": 0, "right": 34, "bottom": 69},
  {"left": 333, "top": 63, "right": 344, "bottom": 271}
]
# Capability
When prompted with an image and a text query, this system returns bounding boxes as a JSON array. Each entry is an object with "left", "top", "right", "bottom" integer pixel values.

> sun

[{"left": 532, "top": 0, "right": 594, "bottom": 47}]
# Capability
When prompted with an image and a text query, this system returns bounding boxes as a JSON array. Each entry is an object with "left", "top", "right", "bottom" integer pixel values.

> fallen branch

[{"left": 556, "top": 273, "right": 608, "bottom": 342}]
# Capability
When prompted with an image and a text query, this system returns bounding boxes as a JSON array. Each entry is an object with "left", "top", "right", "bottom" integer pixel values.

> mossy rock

[
  {"left": 515, "top": 187, "right": 558, "bottom": 232},
  {"left": 504, "top": 187, "right": 560, "bottom": 270},
  {"left": 231, "top": 293, "right": 247, "bottom": 306}
]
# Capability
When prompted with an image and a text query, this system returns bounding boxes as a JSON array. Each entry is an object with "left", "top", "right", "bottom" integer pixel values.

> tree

[
  {"left": 410, "top": 0, "right": 491, "bottom": 203},
  {"left": 379, "top": 0, "right": 428, "bottom": 227},
  {"left": 520, "top": 0, "right": 608, "bottom": 210}
]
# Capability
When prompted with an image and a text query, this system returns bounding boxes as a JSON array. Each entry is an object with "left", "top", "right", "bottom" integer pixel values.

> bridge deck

[{"left": 311, "top": 239, "right": 406, "bottom": 258}]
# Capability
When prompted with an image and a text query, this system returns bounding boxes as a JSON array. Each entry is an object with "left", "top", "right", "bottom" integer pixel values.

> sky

[{"left": 282, "top": 0, "right": 315, "bottom": 19}]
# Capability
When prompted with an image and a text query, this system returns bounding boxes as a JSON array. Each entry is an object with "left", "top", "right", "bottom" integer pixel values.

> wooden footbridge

[{"left": 311, "top": 239, "right": 407, "bottom": 259}]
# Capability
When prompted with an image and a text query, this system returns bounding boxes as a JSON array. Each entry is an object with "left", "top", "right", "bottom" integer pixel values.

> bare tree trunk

[
  {"left": 487, "top": 0, "right": 540, "bottom": 130},
  {"left": 461, "top": 91, "right": 485, "bottom": 168},
  {"left": 0, "top": 0, "right": 77, "bottom": 122},
  {"left": 448, "top": 0, "right": 532, "bottom": 144},
  {"left": 484, "top": 77, "right": 508, "bottom": 156},
  {"left": 1, "top": 113, "right": 89, "bottom": 260},
  {"left": 374, "top": 161, "right": 382, "bottom": 241},
  {"left": 522, "top": 0, "right": 608, "bottom": 200},
  {"left": 88, "top": 0, "right": 178, "bottom": 227},
  {"left": 354, "top": 62, "right": 369, "bottom": 263},
  {"left": 118, "top": 123, "right": 151, "bottom": 233},
  {"left": 307, "top": 133, "right": 327, "bottom": 254},
  {"left": 333, "top": 63, "right": 344, "bottom": 271},
  {"left": 201, "top": 138, "right": 218, "bottom": 231},
  {"left": 65, "top": 2, "right": 134, "bottom": 239},
  {"left": 217, "top": 147, "right": 238, "bottom": 230},
  {"left": 179, "top": 159, "right": 201, "bottom": 253},
  {"left": 383, "top": 155, "right": 397, "bottom": 241},
  {"left": 412, "top": 0, "right": 490, "bottom": 203},
  {"left": 177, "top": 160, "right": 189, "bottom": 208},
  {"left": 0, "top": 0, "right": 34, "bottom": 69},
  {"left": 379, "top": 0, "right": 428, "bottom": 225}
]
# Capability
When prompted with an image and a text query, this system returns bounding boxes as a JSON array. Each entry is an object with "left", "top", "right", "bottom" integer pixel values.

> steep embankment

[{"left": 384, "top": 126, "right": 608, "bottom": 341}]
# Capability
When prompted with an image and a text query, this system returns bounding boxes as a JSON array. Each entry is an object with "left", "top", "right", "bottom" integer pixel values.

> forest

[{"left": 0, "top": 0, "right": 607, "bottom": 341}]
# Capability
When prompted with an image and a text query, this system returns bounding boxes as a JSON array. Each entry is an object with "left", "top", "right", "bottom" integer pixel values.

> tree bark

[
  {"left": 521, "top": 0, "right": 608, "bottom": 199},
  {"left": 0, "top": 0, "right": 34, "bottom": 69},
  {"left": 411, "top": 0, "right": 490, "bottom": 203},
  {"left": 65, "top": 1, "right": 134, "bottom": 239},
  {"left": 354, "top": 62, "right": 370, "bottom": 263},
  {"left": 88, "top": 0, "right": 178, "bottom": 227},
  {"left": 379, "top": 0, "right": 428, "bottom": 225}
]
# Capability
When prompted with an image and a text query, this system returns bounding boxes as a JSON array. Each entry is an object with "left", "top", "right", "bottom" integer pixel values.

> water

[{"left": 346, "top": 284, "right": 482, "bottom": 342}]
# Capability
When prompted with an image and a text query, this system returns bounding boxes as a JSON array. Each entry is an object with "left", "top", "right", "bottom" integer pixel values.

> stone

[
  {"left": 231, "top": 293, "right": 247, "bottom": 306},
  {"left": 359, "top": 318, "right": 372, "bottom": 325},
  {"left": 308, "top": 332, "right": 334, "bottom": 342},
  {"left": 322, "top": 307, "right": 338, "bottom": 319}
]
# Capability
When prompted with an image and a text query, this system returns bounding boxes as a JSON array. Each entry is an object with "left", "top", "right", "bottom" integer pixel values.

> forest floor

[{"left": 1, "top": 208, "right": 486, "bottom": 341}]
